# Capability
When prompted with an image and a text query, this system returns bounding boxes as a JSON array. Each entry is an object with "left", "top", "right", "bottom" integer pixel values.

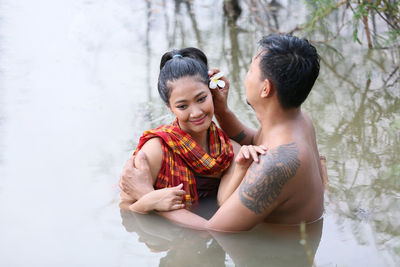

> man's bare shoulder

[
  {"left": 238, "top": 142, "right": 301, "bottom": 214},
  {"left": 300, "top": 110, "right": 317, "bottom": 132}
]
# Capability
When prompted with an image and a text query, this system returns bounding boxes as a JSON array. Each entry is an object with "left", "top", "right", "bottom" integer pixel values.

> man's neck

[{"left": 255, "top": 102, "right": 302, "bottom": 144}]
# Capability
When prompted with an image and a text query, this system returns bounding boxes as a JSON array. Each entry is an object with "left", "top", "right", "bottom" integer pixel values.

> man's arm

[
  {"left": 214, "top": 108, "right": 258, "bottom": 145},
  {"left": 157, "top": 210, "right": 207, "bottom": 230},
  {"left": 206, "top": 142, "right": 301, "bottom": 232}
]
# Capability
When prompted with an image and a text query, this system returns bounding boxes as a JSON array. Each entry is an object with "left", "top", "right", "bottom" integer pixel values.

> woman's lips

[{"left": 191, "top": 116, "right": 206, "bottom": 125}]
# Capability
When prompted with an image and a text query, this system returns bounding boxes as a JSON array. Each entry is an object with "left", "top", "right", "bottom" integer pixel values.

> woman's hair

[{"left": 158, "top": 47, "right": 209, "bottom": 105}]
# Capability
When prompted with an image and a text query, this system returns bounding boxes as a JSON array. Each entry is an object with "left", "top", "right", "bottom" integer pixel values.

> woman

[{"left": 121, "top": 47, "right": 266, "bottom": 215}]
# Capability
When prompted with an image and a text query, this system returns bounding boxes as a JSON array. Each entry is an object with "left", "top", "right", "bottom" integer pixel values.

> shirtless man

[{"left": 120, "top": 34, "right": 325, "bottom": 232}]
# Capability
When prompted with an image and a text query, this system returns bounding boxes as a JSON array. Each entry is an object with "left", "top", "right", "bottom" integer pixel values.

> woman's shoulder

[
  {"left": 140, "top": 137, "right": 163, "bottom": 157},
  {"left": 142, "top": 136, "right": 162, "bottom": 146},
  {"left": 136, "top": 137, "right": 163, "bottom": 178}
]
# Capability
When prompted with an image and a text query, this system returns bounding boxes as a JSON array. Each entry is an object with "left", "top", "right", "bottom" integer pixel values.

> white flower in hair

[{"left": 209, "top": 72, "right": 226, "bottom": 89}]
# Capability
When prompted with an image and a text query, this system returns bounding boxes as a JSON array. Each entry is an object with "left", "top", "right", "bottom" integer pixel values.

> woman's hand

[
  {"left": 208, "top": 68, "right": 230, "bottom": 115},
  {"left": 129, "top": 184, "right": 186, "bottom": 213},
  {"left": 235, "top": 145, "right": 268, "bottom": 169},
  {"left": 217, "top": 144, "right": 268, "bottom": 206}
]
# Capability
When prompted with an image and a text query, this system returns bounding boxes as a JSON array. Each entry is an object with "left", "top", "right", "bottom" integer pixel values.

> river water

[{"left": 0, "top": 0, "right": 399, "bottom": 266}]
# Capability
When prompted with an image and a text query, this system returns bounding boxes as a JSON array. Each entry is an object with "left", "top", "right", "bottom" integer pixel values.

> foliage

[{"left": 301, "top": 0, "right": 400, "bottom": 48}]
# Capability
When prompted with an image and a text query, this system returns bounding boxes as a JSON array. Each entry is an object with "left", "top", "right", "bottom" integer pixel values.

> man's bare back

[
  {"left": 247, "top": 111, "right": 324, "bottom": 224},
  {"left": 204, "top": 110, "right": 324, "bottom": 231}
]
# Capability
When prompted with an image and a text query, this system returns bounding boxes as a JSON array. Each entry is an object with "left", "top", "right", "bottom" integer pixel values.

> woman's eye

[
  {"left": 198, "top": 96, "right": 206, "bottom": 102},
  {"left": 177, "top": 105, "right": 187, "bottom": 109}
]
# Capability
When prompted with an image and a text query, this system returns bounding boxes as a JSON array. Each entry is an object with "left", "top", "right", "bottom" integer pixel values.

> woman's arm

[
  {"left": 217, "top": 143, "right": 267, "bottom": 206},
  {"left": 119, "top": 152, "right": 155, "bottom": 202},
  {"left": 119, "top": 138, "right": 163, "bottom": 202},
  {"left": 120, "top": 138, "right": 162, "bottom": 207},
  {"left": 121, "top": 138, "right": 190, "bottom": 214},
  {"left": 119, "top": 152, "right": 207, "bottom": 229},
  {"left": 129, "top": 184, "right": 186, "bottom": 214},
  {"left": 217, "top": 141, "right": 241, "bottom": 205}
]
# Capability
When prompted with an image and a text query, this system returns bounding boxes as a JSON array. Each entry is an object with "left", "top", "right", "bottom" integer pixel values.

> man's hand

[
  {"left": 119, "top": 151, "right": 154, "bottom": 201},
  {"left": 208, "top": 68, "right": 230, "bottom": 115}
]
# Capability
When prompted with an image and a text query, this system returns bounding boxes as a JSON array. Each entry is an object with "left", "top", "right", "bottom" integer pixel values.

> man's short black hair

[{"left": 258, "top": 34, "right": 320, "bottom": 109}]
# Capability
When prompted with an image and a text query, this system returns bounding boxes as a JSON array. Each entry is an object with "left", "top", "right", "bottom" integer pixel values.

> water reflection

[
  {"left": 120, "top": 203, "right": 322, "bottom": 267},
  {"left": 120, "top": 203, "right": 226, "bottom": 266},
  {"left": 212, "top": 221, "right": 322, "bottom": 267}
]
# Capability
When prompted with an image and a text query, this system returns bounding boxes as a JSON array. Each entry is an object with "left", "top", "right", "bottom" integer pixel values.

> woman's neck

[{"left": 191, "top": 130, "right": 209, "bottom": 153}]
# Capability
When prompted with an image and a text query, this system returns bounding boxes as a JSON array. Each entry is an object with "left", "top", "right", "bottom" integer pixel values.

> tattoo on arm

[
  {"left": 238, "top": 142, "right": 300, "bottom": 214},
  {"left": 232, "top": 130, "right": 247, "bottom": 143}
]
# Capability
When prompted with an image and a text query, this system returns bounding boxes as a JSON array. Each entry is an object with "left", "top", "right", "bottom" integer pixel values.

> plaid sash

[{"left": 135, "top": 119, "right": 234, "bottom": 206}]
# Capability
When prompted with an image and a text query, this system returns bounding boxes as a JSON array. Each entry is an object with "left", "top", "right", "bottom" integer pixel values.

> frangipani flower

[{"left": 209, "top": 72, "right": 226, "bottom": 89}]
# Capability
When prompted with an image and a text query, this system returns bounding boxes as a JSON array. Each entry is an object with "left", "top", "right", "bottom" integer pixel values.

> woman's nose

[{"left": 190, "top": 105, "right": 203, "bottom": 118}]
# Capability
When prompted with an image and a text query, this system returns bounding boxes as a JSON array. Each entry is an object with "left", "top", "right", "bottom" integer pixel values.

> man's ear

[{"left": 260, "top": 79, "right": 274, "bottom": 98}]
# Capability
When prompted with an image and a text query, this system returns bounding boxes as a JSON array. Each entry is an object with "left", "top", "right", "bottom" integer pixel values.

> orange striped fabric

[{"left": 135, "top": 119, "right": 234, "bottom": 206}]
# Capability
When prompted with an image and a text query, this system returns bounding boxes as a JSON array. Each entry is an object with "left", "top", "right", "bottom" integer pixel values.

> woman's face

[{"left": 168, "top": 76, "right": 214, "bottom": 136}]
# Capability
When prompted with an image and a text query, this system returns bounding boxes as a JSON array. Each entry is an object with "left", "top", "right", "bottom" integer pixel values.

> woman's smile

[{"left": 191, "top": 116, "right": 207, "bottom": 125}]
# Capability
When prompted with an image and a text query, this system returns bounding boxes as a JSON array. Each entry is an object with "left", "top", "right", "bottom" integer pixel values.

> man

[{"left": 121, "top": 34, "right": 325, "bottom": 232}]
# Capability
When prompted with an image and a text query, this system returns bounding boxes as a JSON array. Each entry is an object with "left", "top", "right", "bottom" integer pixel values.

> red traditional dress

[{"left": 135, "top": 119, "right": 234, "bottom": 206}]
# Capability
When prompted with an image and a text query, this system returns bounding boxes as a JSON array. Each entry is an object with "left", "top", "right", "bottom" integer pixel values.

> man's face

[{"left": 245, "top": 52, "right": 265, "bottom": 106}]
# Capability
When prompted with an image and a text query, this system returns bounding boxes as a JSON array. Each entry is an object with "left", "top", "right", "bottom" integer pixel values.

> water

[{"left": 0, "top": 0, "right": 399, "bottom": 266}]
